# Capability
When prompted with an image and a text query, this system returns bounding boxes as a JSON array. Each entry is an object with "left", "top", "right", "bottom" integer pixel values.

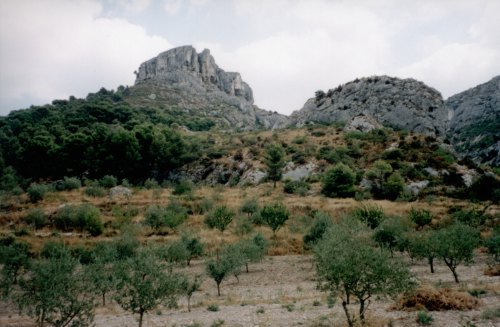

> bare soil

[{"left": 3, "top": 253, "right": 498, "bottom": 327}]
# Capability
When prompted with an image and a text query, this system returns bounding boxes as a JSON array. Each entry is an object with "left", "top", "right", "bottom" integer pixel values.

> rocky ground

[{"left": 2, "top": 253, "right": 498, "bottom": 327}]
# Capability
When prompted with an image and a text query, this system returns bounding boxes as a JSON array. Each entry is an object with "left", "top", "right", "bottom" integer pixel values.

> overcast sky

[{"left": 1, "top": 0, "right": 499, "bottom": 116}]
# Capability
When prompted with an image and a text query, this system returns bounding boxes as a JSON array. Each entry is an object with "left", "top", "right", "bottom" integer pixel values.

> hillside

[{"left": 447, "top": 75, "right": 500, "bottom": 166}]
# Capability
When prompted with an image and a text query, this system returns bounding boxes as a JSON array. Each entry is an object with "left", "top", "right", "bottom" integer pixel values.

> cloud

[
  {"left": 198, "top": 0, "right": 391, "bottom": 114},
  {"left": 163, "top": 0, "right": 182, "bottom": 15},
  {"left": 396, "top": 43, "right": 500, "bottom": 98},
  {"left": 116, "top": 0, "right": 152, "bottom": 13},
  {"left": 0, "top": 0, "right": 170, "bottom": 114}
]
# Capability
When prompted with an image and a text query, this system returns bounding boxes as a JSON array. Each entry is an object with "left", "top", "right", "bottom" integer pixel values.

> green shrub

[
  {"left": 283, "top": 179, "right": 310, "bottom": 195},
  {"left": 54, "top": 204, "right": 103, "bottom": 236},
  {"left": 84, "top": 185, "right": 106, "bottom": 197},
  {"left": 173, "top": 178, "right": 193, "bottom": 195},
  {"left": 484, "top": 233, "right": 500, "bottom": 262},
  {"left": 144, "top": 178, "right": 159, "bottom": 189},
  {"left": 408, "top": 208, "right": 432, "bottom": 229},
  {"left": 352, "top": 204, "right": 385, "bottom": 229},
  {"left": 416, "top": 310, "right": 433, "bottom": 325},
  {"left": 382, "top": 172, "right": 405, "bottom": 200},
  {"left": 303, "top": 212, "right": 333, "bottom": 250},
  {"left": 204, "top": 206, "right": 234, "bottom": 234},
  {"left": 63, "top": 177, "right": 81, "bottom": 190},
  {"left": 27, "top": 183, "right": 50, "bottom": 203},
  {"left": 24, "top": 208, "right": 47, "bottom": 229},
  {"left": 240, "top": 198, "right": 259, "bottom": 217},
  {"left": 451, "top": 207, "right": 487, "bottom": 228},
  {"left": 260, "top": 202, "right": 289, "bottom": 236},
  {"left": 99, "top": 175, "right": 117, "bottom": 188},
  {"left": 207, "top": 304, "right": 220, "bottom": 312},
  {"left": 321, "top": 163, "right": 356, "bottom": 198},
  {"left": 144, "top": 202, "right": 188, "bottom": 231}
]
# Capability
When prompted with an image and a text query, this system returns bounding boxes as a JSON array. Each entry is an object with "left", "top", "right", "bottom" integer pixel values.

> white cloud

[
  {"left": 116, "top": 0, "right": 152, "bottom": 13},
  {"left": 163, "top": 0, "right": 182, "bottom": 15},
  {"left": 0, "top": 0, "right": 170, "bottom": 114},
  {"left": 397, "top": 43, "right": 500, "bottom": 97},
  {"left": 198, "top": 0, "right": 391, "bottom": 114}
]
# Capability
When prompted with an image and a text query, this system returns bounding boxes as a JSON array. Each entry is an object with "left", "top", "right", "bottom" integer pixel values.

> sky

[{"left": 0, "top": 0, "right": 499, "bottom": 116}]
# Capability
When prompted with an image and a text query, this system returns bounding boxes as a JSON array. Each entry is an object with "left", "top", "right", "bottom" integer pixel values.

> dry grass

[{"left": 396, "top": 285, "right": 481, "bottom": 311}]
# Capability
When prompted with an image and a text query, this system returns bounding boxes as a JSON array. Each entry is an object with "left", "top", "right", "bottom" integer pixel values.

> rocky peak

[
  {"left": 290, "top": 75, "right": 448, "bottom": 137},
  {"left": 134, "top": 45, "right": 253, "bottom": 103},
  {"left": 447, "top": 75, "right": 500, "bottom": 166}
]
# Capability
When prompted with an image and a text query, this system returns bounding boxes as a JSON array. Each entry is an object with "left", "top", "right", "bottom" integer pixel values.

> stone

[
  {"left": 240, "top": 169, "right": 267, "bottom": 185},
  {"left": 290, "top": 75, "right": 448, "bottom": 137},
  {"left": 407, "top": 180, "right": 429, "bottom": 196},
  {"left": 283, "top": 162, "right": 318, "bottom": 181},
  {"left": 109, "top": 186, "right": 132, "bottom": 199},
  {"left": 344, "top": 114, "right": 382, "bottom": 133}
]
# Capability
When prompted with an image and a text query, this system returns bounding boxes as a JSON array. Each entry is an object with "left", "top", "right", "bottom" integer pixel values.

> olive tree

[
  {"left": 113, "top": 249, "right": 184, "bottom": 327},
  {"left": 206, "top": 244, "right": 244, "bottom": 296},
  {"left": 260, "top": 202, "right": 289, "bottom": 237},
  {"left": 434, "top": 223, "right": 481, "bottom": 283},
  {"left": 314, "top": 221, "right": 415, "bottom": 327},
  {"left": 204, "top": 205, "right": 235, "bottom": 235},
  {"left": 16, "top": 249, "right": 96, "bottom": 327},
  {"left": 180, "top": 275, "right": 202, "bottom": 312}
]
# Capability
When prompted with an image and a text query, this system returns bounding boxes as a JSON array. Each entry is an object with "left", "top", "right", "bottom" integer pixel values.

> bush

[
  {"left": 467, "top": 174, "right": 500, "bottom": 203},
  {"left": 409, "top": 208, "right": 433, "bottom": 229},
  {"left": 260, "top": 202, "right": 289, "bottom": 236},
  {"left": 240, "top": 198, "right": 258, "bottom": 217},
  {"left": 485, "top": 233, "right": 500, "bottom": 262},
  {"left": 24, "top": 208, "right": 47, "bottom": 229},
  {"left": 84, "top": 185, "right": 106, "bottom": 197},
  {"left": 450, "top": 207, "right": 487, "bottom": 228},
  {"left": 99, "top": 175, "right": 117, "bottom": 188},
  {"left": 303, "top": 212, "right": 333, "bottom": 250},
  {"left": 144, "top": 202, "right": 188, "bottom": 231},
  {"left": 382, "top": 172, "right": 405, "bottom": 200},
  {"left": 283, "top": 179, "right": 310, "bottom": 195},
  {"left": 321, "top": 163, "right": 356, "bottom": 198},
  {"left": 63, "top": 177, "right": 81, "bottom": 190},
  {"left": 416, "top": 311, "right": 433, "bottom": 325},
  {"left": 54, "top": 204, "right": 103, "bottom": 236},
  {"left": 27, "top": 183, "right": 50, "bottom": 203},
  {"left": 173, "top": 178, "right": 193, "bottom": 195},
  {"left": 207, "top": 304, "right": 219, "bottom": 312},
  {"left": 144, "top": 178, "right": 160, "bottom": 189},
  {"left": 352, "top": 204, "right": 385, "bottom": 229}
]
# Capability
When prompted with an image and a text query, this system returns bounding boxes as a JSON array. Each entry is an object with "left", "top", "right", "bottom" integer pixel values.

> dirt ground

[{"left": 2, "top": 252, "right": 499, "bottom": 327}]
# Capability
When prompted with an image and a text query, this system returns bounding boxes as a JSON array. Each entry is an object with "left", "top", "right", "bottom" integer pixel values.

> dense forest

[{"left": 0, "top": 87, "right": 218, "bottom": 185}]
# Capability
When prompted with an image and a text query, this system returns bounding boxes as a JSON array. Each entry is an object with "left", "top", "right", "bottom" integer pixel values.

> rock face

[
  {"left": 131, "top": 46, "right": 289, "bottom": 130},
  {"left": 290, "top": 76, "right": 448, "bottom": 137},
  {"left": 447, "top": 75, "right": 500, "bottom": 166}
]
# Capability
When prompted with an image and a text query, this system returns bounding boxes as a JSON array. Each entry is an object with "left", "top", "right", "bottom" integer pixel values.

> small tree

[
  {"left": 205, "top": 244, "right": 244, "bottom": 296},
  {"left": 352, "top": 203, "right": 385, "bottom": 229},
  {"left": 240, "top": 198, "right": 259, "bottom": 217},
  {"left": 238, "top": 235, "right": 267, "bottom": 273},
  {"left": 484, "top": 232, "right": 500, "bottom": 262},
  {"left": 321, "top": 163, "right": 356, "bottom": 198},
  {"left": 434, "top": 223, "right": 481, "bottom": 283},
  {"left": 264, "top": 143, "right": 285, "bottom": 188},
  {"left": 260, "top": 202, "right": 289, "bottom": 237},
  {"left": 114, "top": 249, "right": 183, "bottom": 327},
  {"left": 314, "top": 221, "right": 415, "bottom": 327},
  {"left": 16, "top": 249, "right": 95, "bottom": 327},
  {"left": 408, "top": 208, "right": 432, "bottom": 230},
  {"left": 0, "top": 238, "right": 30, "bottom": 296},
  {"left": 204, "top": 205, "right": 234, "bottom": 235},
  {"left": 181, "top": 234, "right": 204, "bottom": 266},
  {"left": 180, "top": 275, "right": 202, "bottom": 312},
  {"left": 406, "top": 231, "right": 440, "bottom": 273}
]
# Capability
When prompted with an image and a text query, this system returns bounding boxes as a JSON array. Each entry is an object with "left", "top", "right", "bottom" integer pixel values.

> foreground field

[{"left": 2, "top": 253, "right": 499, "bottom": 327}]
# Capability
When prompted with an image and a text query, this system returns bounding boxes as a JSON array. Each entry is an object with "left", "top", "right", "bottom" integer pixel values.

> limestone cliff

[
  {"left": 290, "top": 76, "right": 448, "bottom": 137},
  {"left": 130, "top": 46, "right": 288, "bottom": 130},
  {"left": 447, "top": 75, "right": 500, "bottom": 166}
]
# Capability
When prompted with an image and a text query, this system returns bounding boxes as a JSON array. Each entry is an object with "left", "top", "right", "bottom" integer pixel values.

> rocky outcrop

[
  {"left": 131, "top": 46, "right": 289, "bottom": 130},
  {"left": 290, "top": 76, "right": 448, "bottom": 137},
  {"left": 447, "top": 75, "right": 500, "bottom": 166}
]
